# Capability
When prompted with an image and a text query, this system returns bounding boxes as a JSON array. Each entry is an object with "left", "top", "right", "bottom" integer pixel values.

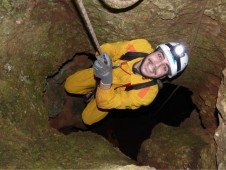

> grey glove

[{"left": 93, "top": 53, "right": 112, "bottom": 84}]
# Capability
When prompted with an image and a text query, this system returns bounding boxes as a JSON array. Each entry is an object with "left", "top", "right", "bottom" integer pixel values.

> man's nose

[{"left": 153, "top": 61, "right": 162, "bottom": 68}]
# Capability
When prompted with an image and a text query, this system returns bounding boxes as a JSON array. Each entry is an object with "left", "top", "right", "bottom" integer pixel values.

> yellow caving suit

[{"left": 65, "top": 39, "right": 159, "bottom": 125}]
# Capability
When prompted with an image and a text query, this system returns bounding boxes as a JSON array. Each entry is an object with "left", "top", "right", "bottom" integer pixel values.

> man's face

[{"left": 140, "top": 50, "right": 170, "bottom": 79}]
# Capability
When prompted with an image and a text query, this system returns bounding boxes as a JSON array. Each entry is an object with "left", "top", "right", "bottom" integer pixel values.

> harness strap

[
  {"left": 116, "top": 52, "right": 159, "bottom": 91},
  {"left": 114, "top": 83, "right": 132, "bottom": 90},
  {"left": 84, "top": 52, "right": 160, "bottom": 103},
  {"left": 120, "top": 52, "right": 149, "bottom": 60},
  {"left": 114, "top": 79, "right": 158, "bottom": 91},
  {"left": 125, "top": 79, "right": 158, "bottom": 91}
]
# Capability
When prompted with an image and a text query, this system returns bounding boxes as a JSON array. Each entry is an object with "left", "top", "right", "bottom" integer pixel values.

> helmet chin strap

[
  {"left": 132, "top": 65, "right": 140, "bottom": 74},
  {"left": 132, "top": 60, "right": 152, "bottom": 80},
  {"left": 132, "top": 60, "right": 144, "bottom": 76},
  {"left": 159, "top": 75, "right": 167, "bottom": 79}
]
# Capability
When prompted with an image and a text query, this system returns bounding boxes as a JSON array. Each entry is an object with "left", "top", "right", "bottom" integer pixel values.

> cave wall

[
  {"left": 81, "top": 0, "right": 226, "bottom": 131},
  {"left": 216, "top": 68, "right": 226, "bottom": 169},
  {"left": 0, "top": 0, "right": 139, "bottom": 168},
  {"left": 0, "top": 0, "right": 92, "bottom": 133},
  {"left": 0, "top": 0, "right": 226, "bottom": 168}
]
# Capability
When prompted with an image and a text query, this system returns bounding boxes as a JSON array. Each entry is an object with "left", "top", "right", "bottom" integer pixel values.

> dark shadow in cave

[{"left": 90, "top": 83, "right": 196, "bottom": 160}]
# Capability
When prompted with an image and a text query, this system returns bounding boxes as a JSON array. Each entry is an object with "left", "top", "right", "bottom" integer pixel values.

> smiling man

[
  {"left": 63, "top": 39, "right": 189, "bottom": 129},
  {"left": 133, "top": 50, "right": 169, "bottom": 79}
]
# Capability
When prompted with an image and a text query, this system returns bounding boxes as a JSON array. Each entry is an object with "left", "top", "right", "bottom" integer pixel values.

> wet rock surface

[
  {"left": 0, "top": 0, "right": 226, "bottom": 168},
  {"left": 137, "top": 123, "right": 208, "bottom": 169},
  {"left": 44, "top": 54, "right": 93, "bottom": 118},
  {"left": 215, "top": 68, "right": 226, "bottom": 169}
]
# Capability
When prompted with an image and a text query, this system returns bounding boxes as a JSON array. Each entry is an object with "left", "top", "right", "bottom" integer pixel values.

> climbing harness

[
  {"left": 118, "top": 52, "right": 163, "bottom": 90},
  {"left": 115, "top": 79, "right": 160, "bottom": 91},
  {"left": 83, "top": 51, "right": 161, "bottom": 103},
  {"left": 83, "top": 79, "right": 160, "bottom": 103},
  {"left": 121, "top": 52, "right": 149, "bottom": 60},
  {"left": 75, "top": 1, "right": 164, "bottom": 103}
]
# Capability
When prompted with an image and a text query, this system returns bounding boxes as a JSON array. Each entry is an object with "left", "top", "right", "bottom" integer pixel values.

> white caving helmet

[{"left": 157, "top": 42, "right": 189, "bottom": 78}]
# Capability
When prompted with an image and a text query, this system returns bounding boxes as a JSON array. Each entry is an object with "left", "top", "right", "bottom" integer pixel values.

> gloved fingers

[
  {"left": 93, "top": 59, "right": 105, "bottom": 70},
  {"left": 96, "top": 54, "right": 105, "bottom": 63},
  {"left": 102, "top": 53, "right": 112, "bottom": 67}
]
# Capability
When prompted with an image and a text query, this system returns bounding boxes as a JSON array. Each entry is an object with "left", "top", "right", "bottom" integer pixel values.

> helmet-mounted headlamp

[
  {"left": 174, "top": 45, "right": 185, "bottom": 57},
  {"left": 157, "top": 42, "right": 189, "bottom": 78},
  {"left": 167, "top": 43, "right": 186, "bottom": 59}
]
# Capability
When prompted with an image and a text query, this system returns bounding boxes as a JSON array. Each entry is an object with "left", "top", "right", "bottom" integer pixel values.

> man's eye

[{"left": 158, "top": 53, "right": 162, "bottom": 60}]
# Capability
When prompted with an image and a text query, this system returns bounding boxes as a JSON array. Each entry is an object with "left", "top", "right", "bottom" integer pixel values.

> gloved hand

[{"left": 93, "top": 53, "right": 112, "bottom": 85}]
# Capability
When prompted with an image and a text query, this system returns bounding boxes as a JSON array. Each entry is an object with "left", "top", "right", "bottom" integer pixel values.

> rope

[
  {"left": 76, "top": 0, "right": 102, "bottom": 55},
  {"left": 156, "top": 85, "right": 180, "bottom": 113},
  {"left": 144, "top": 84, "right": 181, "bottom": 125},
  {"left": 102, "top": 0, "right": 140, "bottom": 9},
  {"left": 75, "top": 0, "right": 143, "bottom": 54}
]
